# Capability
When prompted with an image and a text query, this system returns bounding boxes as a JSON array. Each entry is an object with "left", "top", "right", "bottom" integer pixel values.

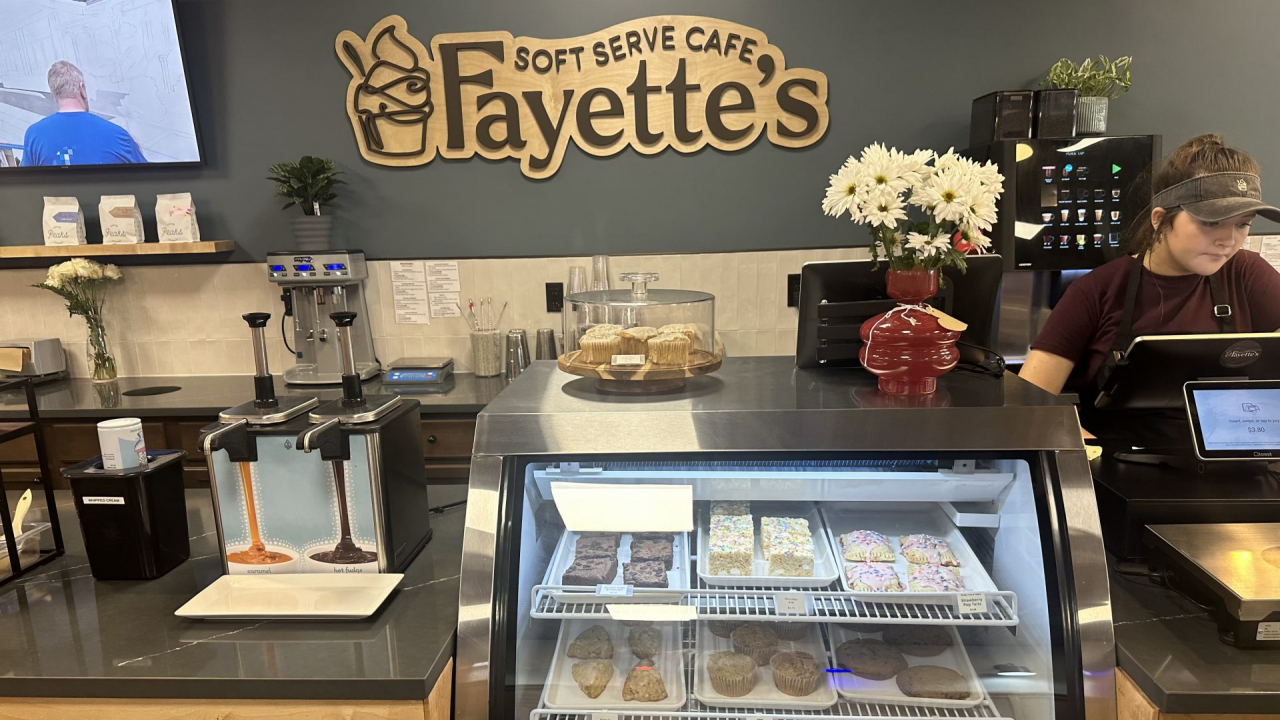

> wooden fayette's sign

[{"left": 336, "top": 15, "right": 829, "bottom": 178}]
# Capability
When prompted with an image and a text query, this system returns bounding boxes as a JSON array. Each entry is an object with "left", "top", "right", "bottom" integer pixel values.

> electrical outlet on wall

[
  {"left": 787, "top": 274, "right": 801, "bottom": 307},
  {"left": 546, "top": 282, "right": 565, "bottom": 312}
]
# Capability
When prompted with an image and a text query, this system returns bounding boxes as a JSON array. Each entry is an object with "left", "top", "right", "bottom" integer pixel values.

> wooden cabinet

[{"left": 2, "top": 416, "right": 476, "bottom": 490}]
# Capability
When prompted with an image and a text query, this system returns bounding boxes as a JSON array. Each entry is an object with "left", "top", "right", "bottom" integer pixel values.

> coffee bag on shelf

[
  {"left": 99, "top": 195, "right": 145, "bottom": 244},
  {"left": 42, "top": 197, "right": 86, "bottom": 246},
  {"left": 155, "top": 192, "right": 201, "bottom": 242}
]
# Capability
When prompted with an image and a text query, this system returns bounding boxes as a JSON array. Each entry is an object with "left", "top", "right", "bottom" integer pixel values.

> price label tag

[
  {"left": 596, "top": 584, "right": 634, "bottom": 598},
  {"left": 956, "top": 592, "right": 988, "bottom": 615},
  {"left": 776, "top": 592, "right": 808, "bottom": 615},
  {"left": 592, "top": 713, "right": 620, "bottom": 720},
  {"left": 922, "top": 305, "right": 969, "bottom": 332},
  {"left": 611, "top": 354, "right": 646, "bottom": 366},
  {"left": 1258, "top": 622, "right": 1280, "bottom": 641}
]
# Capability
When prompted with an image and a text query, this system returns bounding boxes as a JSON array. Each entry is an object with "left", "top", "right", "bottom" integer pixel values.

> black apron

[{"left": 1081, "top": 257, "right": 1235, "bottom": 444}]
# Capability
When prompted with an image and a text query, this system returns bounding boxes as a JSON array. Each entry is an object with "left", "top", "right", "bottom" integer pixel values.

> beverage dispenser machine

[
  {"left": 201, "top": 312, "right": 431, "bottom": 575},
  {"left": 966, "top": 135, "right": 1161, "bottom": 362}
]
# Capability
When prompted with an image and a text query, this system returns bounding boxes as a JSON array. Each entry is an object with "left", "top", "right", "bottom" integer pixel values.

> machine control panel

[{"left": 267, "top": 251, "right": 368, "bottom": 284}]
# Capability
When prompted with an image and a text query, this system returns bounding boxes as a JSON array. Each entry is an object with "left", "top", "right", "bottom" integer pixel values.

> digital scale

[{"left": 384, "top": 358, "right": 454, "bottom": 388}]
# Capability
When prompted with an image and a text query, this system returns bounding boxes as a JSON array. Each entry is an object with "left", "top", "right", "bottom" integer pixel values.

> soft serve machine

[
  {"left": 268, "top": 250, "right": 379, "bottom": 385},
  {"left": 199, "top": 311, "right": 431, "bottom": 575}
]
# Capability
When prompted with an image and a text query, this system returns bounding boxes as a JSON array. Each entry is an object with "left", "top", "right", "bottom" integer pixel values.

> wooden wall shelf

[{"left": 0, "top": 241, "right": 234, "bottom": 260}]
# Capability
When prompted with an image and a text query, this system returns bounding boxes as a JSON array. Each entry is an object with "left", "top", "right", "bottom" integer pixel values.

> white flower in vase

[
  {"left": 822, "top": 159, "right": 865, "bottom": 220},
  {"left": 862, "top": 193, "right": 908, "bottom": 228},
  {"left": 906, "top": 232, "right": 951, "bottom": 257}
]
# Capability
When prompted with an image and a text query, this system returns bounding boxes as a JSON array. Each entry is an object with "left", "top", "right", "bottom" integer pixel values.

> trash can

[{"left": 62, "top": 450, "right": 190, "bottom": 580}]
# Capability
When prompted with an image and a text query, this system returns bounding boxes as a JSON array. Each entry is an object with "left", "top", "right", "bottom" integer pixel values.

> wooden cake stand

[{"left": 558, "top": 349, "right": 723, "bottom": 393}]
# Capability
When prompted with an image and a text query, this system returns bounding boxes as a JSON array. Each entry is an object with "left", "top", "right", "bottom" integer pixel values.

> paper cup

[{"left": 97, "top": 418, "right": 146, "bottom": 470}]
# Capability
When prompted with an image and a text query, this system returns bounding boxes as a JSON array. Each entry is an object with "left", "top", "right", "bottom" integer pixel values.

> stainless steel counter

[{"left": 0, "top": 373, "right": 507, "bottom": 419}]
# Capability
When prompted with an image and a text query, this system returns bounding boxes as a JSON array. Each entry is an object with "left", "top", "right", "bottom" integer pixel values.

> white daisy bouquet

[
  {"left": 822, "top": 143, "right": 1005, "bottom": 272},
  {"left": 32, "top": 258, "right": 124, "bottom": 381}
]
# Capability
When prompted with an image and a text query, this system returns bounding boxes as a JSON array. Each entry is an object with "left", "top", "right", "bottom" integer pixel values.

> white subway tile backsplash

[{"left": 2, "top": 246, "right": 867, "bottom": 376}]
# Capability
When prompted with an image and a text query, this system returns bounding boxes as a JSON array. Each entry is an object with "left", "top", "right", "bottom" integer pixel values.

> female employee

[{"left": 1020, "top": 134, "right": 1280, "bottom": 437}]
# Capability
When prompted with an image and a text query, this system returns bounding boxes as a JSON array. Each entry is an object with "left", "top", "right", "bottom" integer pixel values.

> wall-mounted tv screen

[{"left": 0, "top": 0, "right": 201, "bottom": 169}]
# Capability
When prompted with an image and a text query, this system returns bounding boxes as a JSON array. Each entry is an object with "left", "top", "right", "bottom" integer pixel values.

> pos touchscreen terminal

[{"left": 1089, "top": 334, "right": 1280, "bottom": 563}]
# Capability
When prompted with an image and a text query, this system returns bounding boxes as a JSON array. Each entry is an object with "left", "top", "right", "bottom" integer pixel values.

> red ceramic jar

[{"left": 858, "top": 268, "right": 960, "bottom": 395}]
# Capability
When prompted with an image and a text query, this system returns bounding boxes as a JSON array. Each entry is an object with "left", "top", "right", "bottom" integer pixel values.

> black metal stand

[{"left": 0, "top": 378, "right": 65, "bottom": 586}]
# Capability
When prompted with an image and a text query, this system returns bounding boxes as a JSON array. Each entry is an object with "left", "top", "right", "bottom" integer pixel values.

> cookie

[
  {"left": 622, "top": 663, "right": 668, "bottom": 701},
  {"left": 628, "top": 625, "right": 662, "bottom": 660},
  {"left": 835, "top": 638, "right": 907, "bottom": 681},
  {"left": 566, "top": 625, "right": 614, "bottom": 659},
  {"left": 896, "top": 665, "right": 971, "bottom": 700},
  {"left": 571, "top": 659, "right": 614, "bottom": 698},
  {"left": 882, "top": 625, "right": 953, "bottom": 657}
]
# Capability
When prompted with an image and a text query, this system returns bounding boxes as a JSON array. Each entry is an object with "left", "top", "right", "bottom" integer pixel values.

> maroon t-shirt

[{"left": 1031, "top": 250, "right": 1280, "bottom": 390}]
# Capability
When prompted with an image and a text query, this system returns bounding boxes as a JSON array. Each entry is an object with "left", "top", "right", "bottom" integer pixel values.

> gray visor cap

[{"left": 1152, "top": 172, "right": 1280, "bottom": 223}]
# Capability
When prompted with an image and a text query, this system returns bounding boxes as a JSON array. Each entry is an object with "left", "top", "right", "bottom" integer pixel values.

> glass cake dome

[{"left": 563, "top": 272, "right": 716, "bottom": 368}]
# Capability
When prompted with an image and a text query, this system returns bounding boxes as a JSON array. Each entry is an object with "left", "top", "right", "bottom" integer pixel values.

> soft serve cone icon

[{"left": 338, "top": 17, "right": 433, "bottom": 161}]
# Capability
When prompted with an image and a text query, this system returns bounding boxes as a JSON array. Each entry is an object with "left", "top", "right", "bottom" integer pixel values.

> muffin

[
  {"left": 648, "top": 332, "right": 691, "bottom": 366},
  {"left": 620, "top": 326, "right": 659, "bottom": 355},
  {"left": 622, "top": 663, "right": 668, "bottom": 701},
  {"left": 896, "top": 665, "right": 971, "bottom": 700},
  {"left": 571, "top": 659, "right": 614, "bottom": 698},
  {"left": 707, "top": 620, "right": 743, "bottom": 638},
  {"left": 628, "top": 625, "right": 662, "bottom": 660},
  {"left": 585, "top": 324, "right": 623, "bottom": 337},
  {"left": 706, "top": 650, "right": 756, "bottom": 697},
  {"left": 658, "top": 323, "right": 699, "bottom": 343},
  {"left": 848, "top": 623, "right": 891, "bottom": 634},
  {"left": 730, "top": 624, "right": 780, "bottom": 666},
  {"left": 771, "top": 622, "right": 809, "bottom": 641},
  {"left": 567, "top": 625, "right": 614, "bottom": 659},
  {"left": 580, "top": 334, "right": 621, "bottom": 364},
  {"left": 770, "top": 650, "right": 822, "bottom": 697},
  {"left": 882, "top": 625, "right": 953, "bottom": 657},
  {"left": 835, "top": 638, "right": 907, "bottom": 680}
]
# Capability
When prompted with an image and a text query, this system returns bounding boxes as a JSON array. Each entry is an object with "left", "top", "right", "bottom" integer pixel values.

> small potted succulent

[
  {"left": 1044, "top": 55, "right": 1132, "bottom": 135},
  {"left": 267, "top": 155, "right": 345, "bottom": 250}
]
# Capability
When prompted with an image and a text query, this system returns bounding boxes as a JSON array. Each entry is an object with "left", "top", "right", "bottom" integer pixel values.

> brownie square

[
  {"left": 623, "top": 560, "right": 669, "bottom": 588},
  {"left": 630, "top": 538, "right": 674, "bottom": 569},
  {"left": 563, "top": 556, "right": 618, "bottom": 586},
  {"left": 575, "top": 535, "right": 619, "bottom": 559},
  {"left": 631, "top": 532, "right": 674, "bottom": 543}
]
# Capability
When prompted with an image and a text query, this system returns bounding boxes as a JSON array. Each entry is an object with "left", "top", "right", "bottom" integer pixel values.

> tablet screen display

[{"left": 1190, "top": 387, "right": 1280, "bottom": 452}]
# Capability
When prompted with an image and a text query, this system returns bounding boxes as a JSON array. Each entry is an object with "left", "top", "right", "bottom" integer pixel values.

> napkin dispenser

[{"left": 0, "top": 338, "right": 67, "bottom": 378}]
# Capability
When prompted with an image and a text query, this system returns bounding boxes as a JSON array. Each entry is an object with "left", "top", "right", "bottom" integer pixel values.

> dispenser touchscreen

[{"left": 1192, "top": 388, "right": 1280, "bottom": 451}]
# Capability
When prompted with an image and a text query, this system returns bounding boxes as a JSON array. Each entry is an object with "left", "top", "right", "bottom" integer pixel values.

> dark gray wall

[{"left": 2, "top": 0, "right": 1278, "bottom": 261}]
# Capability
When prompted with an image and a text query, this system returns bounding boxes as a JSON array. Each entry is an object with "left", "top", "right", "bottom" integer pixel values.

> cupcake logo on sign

[{"left": 336, "top": 15, "right": 829, "bottom": 179}]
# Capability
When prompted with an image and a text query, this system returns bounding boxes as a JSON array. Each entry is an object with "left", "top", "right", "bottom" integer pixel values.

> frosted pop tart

[
  {"left": 898, "top": 534, "right": 960, "bottom": 566},
  {"left": 839, "top": 530, "right": 895, "bottom": 563},
  {"left": 845, "top": 563, "right": 904, "bottom": 592}
]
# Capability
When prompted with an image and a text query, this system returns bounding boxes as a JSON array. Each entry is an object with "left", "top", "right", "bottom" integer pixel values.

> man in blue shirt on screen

[{"left": 22, "top": 61, "right": 147, "bottom": 166}]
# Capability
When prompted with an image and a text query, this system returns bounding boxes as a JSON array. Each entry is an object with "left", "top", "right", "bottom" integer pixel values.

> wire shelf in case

[
  {"left": 821, "top": 504, "right": 1016, "bottom": 615},
  {"left": 540, "top": 618, "right": 687, "bottom": 712},
  {"left": 697, "top": 502, "right": 839, "bottom": 589},
  {"left": 537, "top": 530, "right": 692, "bottom": 604},
  {"left": 531, "top": 579, "right": 1018, "bottom": 626},
  {"left": 825, "top": 624, "right": 984, "bottom": 709}
]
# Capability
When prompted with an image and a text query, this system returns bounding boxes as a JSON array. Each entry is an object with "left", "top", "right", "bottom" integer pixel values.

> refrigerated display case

[{"left": 457, "top": 357, "right": 1112, "bottom": 720}]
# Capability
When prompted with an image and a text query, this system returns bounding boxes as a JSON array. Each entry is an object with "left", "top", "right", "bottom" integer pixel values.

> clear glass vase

[{"left": 86, "top": 319, "right": 118, "bottom": 383}]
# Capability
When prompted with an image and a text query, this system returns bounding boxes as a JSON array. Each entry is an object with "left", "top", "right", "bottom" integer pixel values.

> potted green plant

[
  {"left": 267, "top": 155, "right": 345, "bottom": 250},
  {"left": 1044, "top": 55, "right": 1132, "bottom": 135}
]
